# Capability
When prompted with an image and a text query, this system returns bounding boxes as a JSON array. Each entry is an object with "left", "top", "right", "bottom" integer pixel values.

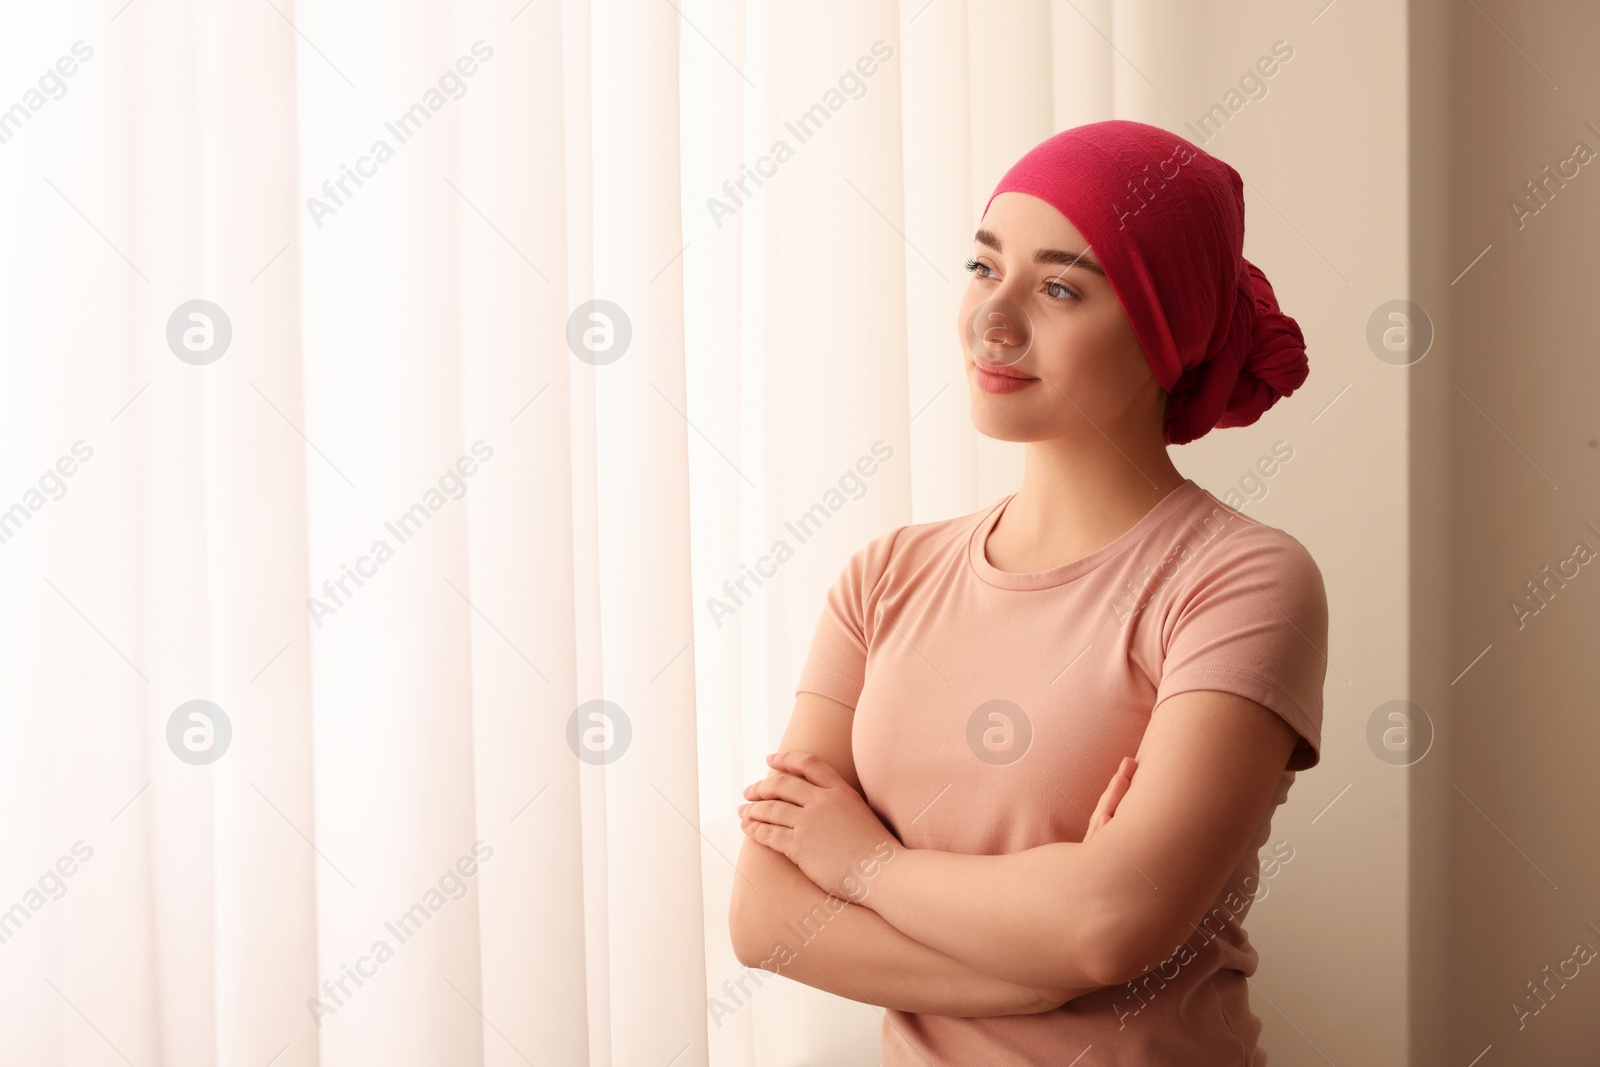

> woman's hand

[{"left": 738, "top": 751, "right": 900, "bottom": 903}]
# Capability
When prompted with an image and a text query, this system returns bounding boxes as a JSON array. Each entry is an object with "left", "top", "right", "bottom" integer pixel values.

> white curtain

[{"left": 0, "top": 1, "right": 1163, "bottom": 1064}]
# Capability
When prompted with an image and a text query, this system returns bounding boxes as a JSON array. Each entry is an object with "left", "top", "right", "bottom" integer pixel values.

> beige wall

[
  {"left": 1410, "top": 0, "right": 1454, "bottom": 1062},
  {"left": 1447, "top": 1, "right": 1600, "bottom": 1063},
  {"left": 1408, "top": 4, "right": 1459, "bottom": 1062}
]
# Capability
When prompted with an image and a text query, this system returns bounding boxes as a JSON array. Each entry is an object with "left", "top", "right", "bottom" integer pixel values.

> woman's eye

[{"left": 964, "top": 259, "right": 1076, "bottom": 302}]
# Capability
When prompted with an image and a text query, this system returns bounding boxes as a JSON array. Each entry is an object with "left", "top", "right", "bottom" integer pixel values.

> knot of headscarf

[{"left": 983, "top": 119, "right": 1309, "bottom": 445}]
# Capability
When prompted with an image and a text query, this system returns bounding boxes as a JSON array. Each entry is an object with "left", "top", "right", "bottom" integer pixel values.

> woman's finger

[
  {"left": 738, "top": 799, "right": 798, "bottom": 828},
  {"left": 741, "top": 818, "right": 794, "bottom": 858},
  {"left": 767, "top": 750, "right": 847, "bottom": 788},
  {"left": 1087, "top": 756, "right": 1137, "bottom": 836},
  {"left": 744, "top": 769, "right": 816, "bottom": 807}
]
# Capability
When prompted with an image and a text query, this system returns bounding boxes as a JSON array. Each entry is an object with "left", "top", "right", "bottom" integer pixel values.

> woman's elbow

[
  {"left": 1081, "top": 933, "right": 1138, "bottom": 989},
  {"left": 1090, "top": 908, "right": 1192, "bottom": 987},
  {"left": 728, "top": 881, "right": 791, "bottom": 970},
  {"left": 1031, "top": 907, "right": 1133, "bottom": 990},
  {"left": 1087, "top": 938, "right": 1145, "bottom": 988},
  {"left": 728, "top": 889, "right": 766, "bottom": 968}
]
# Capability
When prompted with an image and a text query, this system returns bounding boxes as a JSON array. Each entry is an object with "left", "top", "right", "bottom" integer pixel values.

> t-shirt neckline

[{"left": 968, "top": 479, "right": 1200, "bottom": 590}]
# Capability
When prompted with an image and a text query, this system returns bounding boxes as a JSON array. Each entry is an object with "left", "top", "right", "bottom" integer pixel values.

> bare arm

[{"left": 728, "top": 692, "right": 1098, "bottom": 1016}]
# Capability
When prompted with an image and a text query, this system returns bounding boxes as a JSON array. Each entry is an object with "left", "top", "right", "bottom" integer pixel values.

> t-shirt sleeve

[
  {"left": 1154, "top": 530, "right": 1330, "bottom": 772},
  {"left": 793, "top": 527, "right": 902, "bottom": 710}
]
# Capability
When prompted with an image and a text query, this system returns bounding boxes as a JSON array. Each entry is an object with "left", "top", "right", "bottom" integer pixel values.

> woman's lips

[{"left": 973, "top": 360, "right": 1038, "bottom": 394}]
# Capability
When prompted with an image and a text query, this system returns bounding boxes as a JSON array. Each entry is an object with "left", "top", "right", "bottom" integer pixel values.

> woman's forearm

[
  {"left": 862, "top": 842, "right": 1118, "bottom": 991},
  {"left": 729, "top": 834, "right": 1099, "bottom": 1016}
]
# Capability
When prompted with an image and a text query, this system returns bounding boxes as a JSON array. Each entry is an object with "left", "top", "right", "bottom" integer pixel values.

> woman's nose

[{"left": 971, "top": 297, "right": 1034, "bottom": 355}]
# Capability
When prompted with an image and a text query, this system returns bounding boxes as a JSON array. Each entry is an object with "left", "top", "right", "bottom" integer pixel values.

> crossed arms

[{"left": 726, "top": 686, "right": 1298, "bottom": 1015}]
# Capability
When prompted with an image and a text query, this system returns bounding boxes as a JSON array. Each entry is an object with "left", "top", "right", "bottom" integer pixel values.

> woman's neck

[{"left": 985, "top": 443, "right": 1185, "bottom": 573}]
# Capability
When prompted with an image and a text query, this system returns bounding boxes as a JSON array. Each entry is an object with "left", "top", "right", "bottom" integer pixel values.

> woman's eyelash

[{"left": 963, "top": 258, "right": 1078, "bottom": 301}]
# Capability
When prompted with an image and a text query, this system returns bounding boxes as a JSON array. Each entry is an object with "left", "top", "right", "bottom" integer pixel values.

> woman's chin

[
  {"left": 969, "top": 402, "right": 1046, "bottom": 442},
  {"left": 969, "top": 399, "right": 1116, "bottom": 444}
]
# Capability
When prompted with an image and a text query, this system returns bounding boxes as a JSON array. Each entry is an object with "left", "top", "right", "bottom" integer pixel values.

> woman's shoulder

[
  {"left": 1167, "top": 485, "right": 1326, "bottom": 606},
  {"left": 1184, "top": 484, "right": 1320, "bottom": 559}
]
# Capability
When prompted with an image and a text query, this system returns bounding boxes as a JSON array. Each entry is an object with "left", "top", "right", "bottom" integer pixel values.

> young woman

[{"left": 731, "top": 119, "right": 1328, "bottom": 1065}]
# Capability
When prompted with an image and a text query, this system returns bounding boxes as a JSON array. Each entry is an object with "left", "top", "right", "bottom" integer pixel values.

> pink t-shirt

[{"left": 794, "top": 478, "right": 1329, "bottom": 1066}]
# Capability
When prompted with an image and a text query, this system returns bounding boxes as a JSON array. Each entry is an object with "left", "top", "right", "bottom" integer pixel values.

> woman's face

[{"left": 959, "top": 191, "right": 1162, "bottom": 443}]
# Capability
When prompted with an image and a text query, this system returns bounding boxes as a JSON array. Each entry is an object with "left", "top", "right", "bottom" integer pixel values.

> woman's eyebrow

[{"left": 973, "top": 228, "right": 1106, "bottom": 278}]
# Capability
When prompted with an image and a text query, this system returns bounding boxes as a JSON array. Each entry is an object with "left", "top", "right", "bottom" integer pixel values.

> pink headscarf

[{"left": 983, "top": 119, "right": 1308, "bottom": 446}]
